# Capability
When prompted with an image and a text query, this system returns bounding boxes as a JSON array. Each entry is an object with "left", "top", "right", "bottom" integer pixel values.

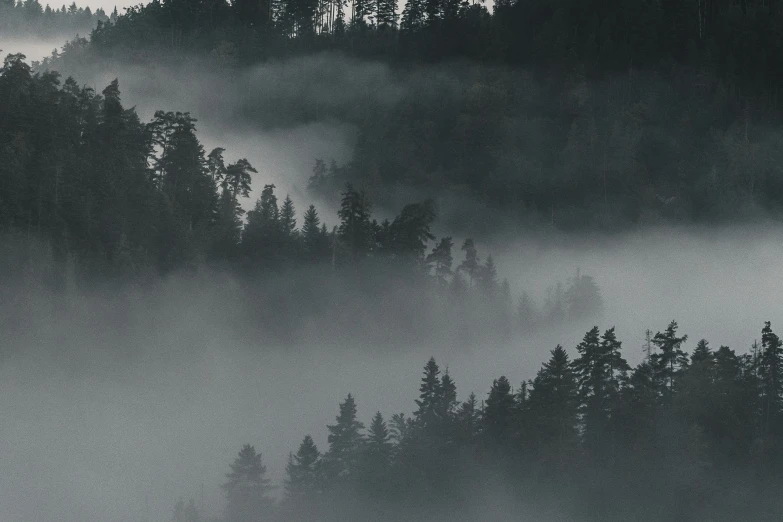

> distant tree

[
  {"left": 426, "top": 236, "right": 453, "bottom": 284},
  {"left": 458, "top": 238, "right": 480, "bottom": 286},
  {"left": 222, "top": 445, "right": 274, "bottom": 522},
  {"left": 517, "top": 291, "right": 537, "bottom": 329},
  {"left": 477, "top": 254, "right": 498, "bottom": 295},
  {"left": 565, "top": 269, "right": 603, "bottom": 321},
  {"left": 172, "top": 498, "right": 200, "bottom": 522}
]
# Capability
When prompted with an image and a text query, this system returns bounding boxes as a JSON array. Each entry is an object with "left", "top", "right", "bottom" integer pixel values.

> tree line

[
  {"left": 35, "top": 0, "right": 783, "bottom": 231},
  {"left": 49, "top": 0, "right": 783, "bottom": 103},
  {"left": 175, "top": 320, "right": 783, "bottom": 522},
  {"left": 0, "top": 0, "right": 115, "bottom": 37}
]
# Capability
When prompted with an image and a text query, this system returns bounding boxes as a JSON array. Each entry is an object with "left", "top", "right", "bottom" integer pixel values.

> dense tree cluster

[
  {"left": 0, "top": 0, "right": 112, "bottom": 37},
  {"left": 0, "top": 54, "right": 603, "bottom": 337},
  {"left": 201, "top": 321, "right": 783, "bottom": 521},
  {"left": 33, "top": 0, "right": 783, "bottom": 230}
]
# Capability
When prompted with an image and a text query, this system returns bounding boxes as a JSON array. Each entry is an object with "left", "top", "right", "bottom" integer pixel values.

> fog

[
  {"left": 3, "top": 25, "right": 783, "bottom": 522},
  {"left": 2, "top": 223, "right": 783, "bottom": 521},
  {"left": 0, "top": 36, "right": 71, "bottom": 63}
]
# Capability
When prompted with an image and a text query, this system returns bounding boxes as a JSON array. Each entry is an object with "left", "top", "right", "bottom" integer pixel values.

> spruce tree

[
  {"left": 651, "top": 321, "right": 689, "bottom": 405},
  {"left": 482, "top": 375, "right": 515, "bottom": 447},
  {"left": 222, "top": 444, "right": 274, "bottom": 522},
  {"left": 325, "top": 393, "right": 365, "bottom": 479},
  {"left": 285, "top": 435, "right": 321, "bottom": 499},
  {"left": 426, "top": 236, "right": 453, "bottom": 284},
  {"left": 414, "top": 357, "right": 443, "bottom": 430},
  {"left": 458, "top": 238, "right": 479, "bottom": 286},
  {"left": 759, "top": 321, "right": 783, "bottom": 437}
]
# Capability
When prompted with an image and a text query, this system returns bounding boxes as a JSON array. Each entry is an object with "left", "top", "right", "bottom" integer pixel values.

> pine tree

[
  {"left": 301, "top": 204, "right": 328, "bottom": 261},
  {"left": 527, "top": 345, "right": 579, "bottom": 467},
  {"left": 325, "top": 393, "right": 365, "bottom": 479},
  {"left": 222, "top": 444, "right": 274, "bottom": 522},
  {"left": 285, "top": 435, "right": 321, "bottom": 499},
  {"left": 651, "top": 321, "right": 689, "bottom": 405},
  {"left": 376, "top": 0, "right": 396, "bottom": 27},
  {"left": 337, "top": 183, "right": 373, "bottom": 261},
  {"left": 400, "top": 0, "right": 423, "bottom": 31},
  {"left": 482, "top": 375, "right": 515, "bottom": 447},
  {"left": 414, "top": 357, "right": 443, "bottom": 430},
  {"left": 517, "top": 291, "right": 537, "bottom": 329},
  {"left": 477, "top": 254, "right": 498, "bottom": 295},
  {"left": 362, "top": 411, "right": 392, "bottom": 478},
  {"left": 456, "top": 392, "right": 481, "bottom": 444},
  {"left": 426, "top": 236, "right": 453, "bottom": 284},
  {"left": 458, "top": 238, "right": 479, "bottom": 286},
  {"left": 280, "top": 195, "right": 297, "bottom": 237},
  {"left": 388, "top": 199, "right": 436, "bottom": 264},
  {"left": 572, "top": 326, "right": 605, "bottom": 455},
  {"left": 759, "top": 321, "right": 783, "bottom": 437},
  {"left": 243, "top": 184, "right": 281, "bottom": 265}
]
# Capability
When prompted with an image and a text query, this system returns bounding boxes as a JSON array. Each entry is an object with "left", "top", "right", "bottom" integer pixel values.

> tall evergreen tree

[
  {"left": 651, "top": 321, "right": 689, "bottom": 405},
  {"left": 759, "top": 321, "right": 783, "bottom": 437},
  {"left": 426, "top": 236, "right": 453, "bottom": 284},
  {"left": 285, "top": 435, "right": 321, "bottom": 499},
  {"left": 325, "top": 393, "right": 365, "bottom": 479},
  {"left": 222, "top": 444, "right": 274, "bottom": 522},
  {"left": 336, "top": 183, "right": 373, "bottom": 261}
]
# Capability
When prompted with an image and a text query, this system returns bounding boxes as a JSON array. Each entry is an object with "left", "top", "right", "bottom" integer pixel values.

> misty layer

[
  {"left": 0, "top": 0, "right": 110, "bottom": 39},
  {"left": 174, "top": 322, "right": 783, "bottom": 522}
]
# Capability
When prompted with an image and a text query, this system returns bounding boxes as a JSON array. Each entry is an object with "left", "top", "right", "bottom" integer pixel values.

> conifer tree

[
  {"left": 426, "top": 236, "right": 453, "bottom": 284},
  {"left": 325, "top": 393, "right": 365, "bottom": 479},
  {"left": 482, "top": 375, "right": 515, "bottom": 447},
  {"left": 651, "top": 321, "right": 689, "bottom": 405},
  {"left": 527, "top": 346, "right": 579, "bottom": 466},
  {"left": 222, "top": 444, "right": 274, "bottom": 522},
  {"left": 759, "top": 321, "right": 783, "bottom": 437},
  {"left": 285, "top": 435, "right": 321, "bottom": 499},
  {"left": 362, "top": 411, "right": 392, "bottom": 478},
  {"left": 414, "top": 357, "right": 443, "bottom": 430},
  {"left": 280, "top": 195, "right": 297, "bottom": 237},
  {"left": 458, "top": 238, "right": 479, "bottom": 286},
  {"left": 337, "top": 183, "right": 373, "bottom": 261}
]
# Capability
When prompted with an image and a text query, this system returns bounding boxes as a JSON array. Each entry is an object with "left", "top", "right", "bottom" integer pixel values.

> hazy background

[{"left": 2, "top": 225, "right": 783, "bottom": 522}]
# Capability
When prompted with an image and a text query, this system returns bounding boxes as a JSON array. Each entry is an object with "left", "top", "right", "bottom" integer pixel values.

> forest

[
  {"left": 0, "top": 53, "right": 605, "bottom": 342},
  {"left": 4, "top": 0, "right": 783, "bottom": 520},
  {"left": 33, "top": 0, "right": 783, "bottom": 231},
  {"left": 0, "top": 0, "right": 112, "bottom": 37},
  {"left": 166, "top": 320, "right": 783, "bottom": 522}
]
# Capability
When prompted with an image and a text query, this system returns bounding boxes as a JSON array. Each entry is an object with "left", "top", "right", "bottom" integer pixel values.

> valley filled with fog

[{"left": 4, "top": 1, "right": 783, "bottom": 520}]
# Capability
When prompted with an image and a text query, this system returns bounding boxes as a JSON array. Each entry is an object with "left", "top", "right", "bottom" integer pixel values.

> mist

[
  {"left": 4, "top": 10, "right": 783, "bottom": 519},
  {"left": 2, "top": 222, "right": 782, "bottom": 521}
]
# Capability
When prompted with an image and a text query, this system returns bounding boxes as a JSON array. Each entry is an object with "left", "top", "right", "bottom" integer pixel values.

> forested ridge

[
  {"left": 0, "top": 53, "right": 609, "bottom": 343},
  {"left": 0, "top": 0, "right": 113, "bottom": 37},
  {"left": 35, "top": 0, "right": 783, "bottom": 230},
  {"left": 169, "top": 321, "right": 783, "bottom": 522}
]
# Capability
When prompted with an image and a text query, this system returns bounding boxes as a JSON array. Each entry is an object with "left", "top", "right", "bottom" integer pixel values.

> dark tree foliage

[
  {"left": 33, "top": 0, "right": 783, "bottom": 231},
  {"left": 234, "top": 322, "right": 783, "bottom": 520}
]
